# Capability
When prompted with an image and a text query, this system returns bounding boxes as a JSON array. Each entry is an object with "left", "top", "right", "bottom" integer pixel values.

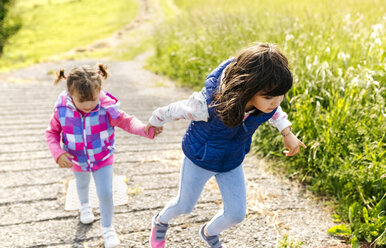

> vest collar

[{"left": 55, "top": 90, "right": 120, "bottom": 118}]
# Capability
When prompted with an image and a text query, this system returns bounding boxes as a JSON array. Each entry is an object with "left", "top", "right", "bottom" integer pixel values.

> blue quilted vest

[{"left": 181, "top": 59, "right": 276, "bottom": 172}]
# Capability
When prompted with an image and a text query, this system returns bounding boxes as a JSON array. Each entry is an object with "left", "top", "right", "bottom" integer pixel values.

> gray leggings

[
  {"left": 159, "top": 157, "right": 247, "bottom": 236},
  {"left": 74, "top": 165, "right": 113, "bottom": 227}
]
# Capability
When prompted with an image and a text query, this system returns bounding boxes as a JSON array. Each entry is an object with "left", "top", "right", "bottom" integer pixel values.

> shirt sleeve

[
  {"left": 109, "top": 110, "right": 154, "bottom": 139},
  {"left": 148, "top": 92, "right": 209, "bottom": 127},
  {"left": 268, "top": 106, "right": 292, "bottom": 132},
  {"left": 45, "top": 110, "right": 67, "bottom": 163}
]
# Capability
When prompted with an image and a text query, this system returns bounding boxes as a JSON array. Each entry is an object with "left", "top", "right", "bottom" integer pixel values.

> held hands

[
  {"left": 57, "top": 153, "right": 74, "bottom": 168},
  {"left": 145, "top": 123, "right": 164, "bottom": 137},
  {"left": 282, "top": 127, "right": 306, "bottom": 157}
]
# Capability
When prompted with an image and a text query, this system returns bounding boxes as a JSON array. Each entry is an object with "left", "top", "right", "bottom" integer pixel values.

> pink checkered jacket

[{"left": 46, "top": 90, "right": 154, "bottom": 172}]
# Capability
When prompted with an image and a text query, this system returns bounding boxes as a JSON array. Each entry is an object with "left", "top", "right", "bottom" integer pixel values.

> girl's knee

[
  {"left": 227, "top": 208, "right": 246, "bottom": 224},
  {"left": 168, "top": 197, "right": 195, "bottom": 215},
  {"left": 179, "top": 205, "right": 195, "bottom": 215},
  {"left": 76, "top": 183, "right": 89, "bottom": 191},
  {"left": 232, "top": 212, "right": 246, "bottom": 224},
  {"left": 174, "top": 202, "right": 195, "bottom": 215},
  {"left": 97, "top": 188, "right": 113, "bottom": 202}
]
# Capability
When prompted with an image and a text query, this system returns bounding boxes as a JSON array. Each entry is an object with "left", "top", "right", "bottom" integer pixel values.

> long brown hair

[
  {"left": 54, "top": 64, "right": 109, "bottom": 101},
  {"left": 211, "top": 43, "right": 293, "bottom": 128}
]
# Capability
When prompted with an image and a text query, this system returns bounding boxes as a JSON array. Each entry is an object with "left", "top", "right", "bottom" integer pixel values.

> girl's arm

[
  {"left": 268, "top": 106, "right": 292, "bottom": 132},
  {"left": 148, "top": 92, "right": 209, "bottom": 127},
  {"left": 269, "top": 106, "right": 306, "bottom": 156},
  {"left": 282, "top": 128, "right": 307, "bottom": 156},
  {"left": 45, "top": 110, "right": 67, "bottom": 162},
  {"left": 109, "top": 110, "right": 155, "bottom": 139}
]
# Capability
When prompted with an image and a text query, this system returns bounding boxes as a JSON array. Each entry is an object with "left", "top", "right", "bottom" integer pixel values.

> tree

[{"left": 0, "top": 0, "right": 21, "bottom": 54}]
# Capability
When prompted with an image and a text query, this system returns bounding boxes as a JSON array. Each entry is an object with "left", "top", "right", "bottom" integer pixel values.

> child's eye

[{"left": 264, "top": 96, "right": 273, "bottom": 99}]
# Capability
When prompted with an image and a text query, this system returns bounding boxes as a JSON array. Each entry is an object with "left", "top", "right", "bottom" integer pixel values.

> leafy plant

[
  {"left": 328, "top": 198, "right": 386, "bottom": 247},
  {"left": 0, "top": 0, "right": 21, "bottom": 54},
  {"left": 278, "top": 234, "right": 303, "bottom": 248}
]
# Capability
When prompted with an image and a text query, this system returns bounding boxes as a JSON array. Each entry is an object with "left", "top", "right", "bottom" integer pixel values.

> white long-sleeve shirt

[{"left": 149, "top": 91, "right": 291, "bottom": 132}]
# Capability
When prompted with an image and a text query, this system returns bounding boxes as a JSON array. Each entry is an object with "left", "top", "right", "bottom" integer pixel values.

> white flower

[
  {"left": 374, "top": 38, "right": 382, "bottom": 46},
  {"left": 285, "top": 34, "right": 294, "bottom": 41},
  {"left": 372, "top": 23, "right": 383, "bottom": 33},
  {"left": 352, "top": 76, "right": 359, "bottom": 86},
  {"left": 370, "top": 23, "right": 384, "bottom": 39}
]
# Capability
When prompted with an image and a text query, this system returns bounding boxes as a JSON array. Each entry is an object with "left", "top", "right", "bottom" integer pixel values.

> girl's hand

[
  {"left": 282, "top": 132, "right": 306, "bottom": 157},
  {"left": 154, "top": 126, "right": 164, "bottom": 137},
  {"left": 57, "top": 153, "right": 74, "bottom": 168},
  {"left": 145, "top": 123, "right": 163, "bottom": 137}
]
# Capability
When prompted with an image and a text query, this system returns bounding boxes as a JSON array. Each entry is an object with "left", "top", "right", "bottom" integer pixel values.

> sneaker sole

[
  {"left": 80, "top": 218, "right": 94, "bottom": 224},
  {"left": 105, "top": 240, "right": 120, "bottom": 248},
  {"left": 80, "top": 214, "right": 95, "bottom": 224}
]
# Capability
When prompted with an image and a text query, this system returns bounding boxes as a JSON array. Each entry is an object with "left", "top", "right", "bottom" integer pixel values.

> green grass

[
  {"left": 146, "top": 0, "right": 386, "bottom": 246},
  {"left": 86, "top": 0, "right": 180, "bottom": 62},
  {"left": 64, "top": 0, "right": 171, "bottom": 62},
  {"left": 64, "top": 27, "right": 154, "bottom": 62},
  {"left": 278, "top": 234, "right": 303, "bottom": 248},
  {"left": 0, "top": 0, "right": 139, "bottom": 71}
]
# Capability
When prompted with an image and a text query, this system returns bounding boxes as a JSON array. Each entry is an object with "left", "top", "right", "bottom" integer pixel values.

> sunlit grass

[
  {"left": 0, "top": 0, "right": 139, "bottom": 71},
  {"left": 63, "top": 0, "right": 168, "bottom": 62}
]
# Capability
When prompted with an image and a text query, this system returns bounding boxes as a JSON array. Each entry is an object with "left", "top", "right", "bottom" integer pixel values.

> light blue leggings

[
  {"left": 159, "top": 157, "right": 247, "bottom": 236},
  {"left": 74, "top": 165, "right": 113, "bottom": 228}
]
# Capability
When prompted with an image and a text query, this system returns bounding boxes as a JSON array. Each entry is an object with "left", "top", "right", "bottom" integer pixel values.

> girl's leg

[
  {"left": 92, "top": 165, "right": 114, "bottom": 228},
  {"left": 73, "top": 171, "right": 91, "bottom": 204},
  {"left": 205, "top": 165, "right": 247, "bottom": 236},
  {"left": 158, "top": 157, "right": 216, "bottom": 224}
]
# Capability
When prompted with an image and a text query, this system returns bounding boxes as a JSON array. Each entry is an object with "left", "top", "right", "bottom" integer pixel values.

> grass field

[
  {"left": 2, "top": 0, "right": 384, "bottom": 246},
  {"left": 146, "top": 0, "right": 385, "bottom": 246},
  {"left": 0, "top": 0, "right": 139, "bottom": 71}
]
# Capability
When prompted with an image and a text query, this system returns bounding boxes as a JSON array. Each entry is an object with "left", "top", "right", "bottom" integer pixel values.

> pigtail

[
  {"left": 54, "top": 69, "right": 66, "bottom": 85},
  {"left": 97, "top": 64, "right": 108, "bottom": 79}
]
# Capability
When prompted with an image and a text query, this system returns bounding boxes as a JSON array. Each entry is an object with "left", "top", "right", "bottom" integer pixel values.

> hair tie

[{"left": 97, "top": 71, "right": 101, "bottom": 74}]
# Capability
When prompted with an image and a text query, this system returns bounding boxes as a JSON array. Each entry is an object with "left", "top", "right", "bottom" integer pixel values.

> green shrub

[{"left": 0, "top": 0, "right": 21, "bottom": 54}]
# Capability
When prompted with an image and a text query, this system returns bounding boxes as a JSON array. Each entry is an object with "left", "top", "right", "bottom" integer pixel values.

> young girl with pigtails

[
  {"left": 146, "top": 43, "right": 306, "bottom": 248},
  {"left": 46, "top": 64, "right": 162, "bottom": 248}
]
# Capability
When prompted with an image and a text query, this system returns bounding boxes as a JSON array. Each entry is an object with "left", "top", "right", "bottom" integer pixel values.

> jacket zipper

[
  {"left": 80, "top": 114, "right": 91, "bottom": 170},
  {"left": 242, "top": 120, "right": 248, "bottom": 132}
]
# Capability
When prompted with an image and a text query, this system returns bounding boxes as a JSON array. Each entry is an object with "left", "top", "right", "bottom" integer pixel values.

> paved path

[{"left": 0, "top": 58, "right": 346, "bottom": 248}]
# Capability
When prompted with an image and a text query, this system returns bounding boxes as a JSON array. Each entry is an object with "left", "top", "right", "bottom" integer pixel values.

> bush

[{"left": 0, "top": 0, "right": 21, "bottom": 54}]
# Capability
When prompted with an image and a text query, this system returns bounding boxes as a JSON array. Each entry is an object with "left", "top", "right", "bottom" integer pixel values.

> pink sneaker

[{"left": 149, "top": 214, "right": 169, "bottom": 248}]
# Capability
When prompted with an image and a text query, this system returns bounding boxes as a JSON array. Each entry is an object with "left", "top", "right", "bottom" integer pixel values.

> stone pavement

[{"left": 0, "top": 59, "right": 345, "bottom": 247}]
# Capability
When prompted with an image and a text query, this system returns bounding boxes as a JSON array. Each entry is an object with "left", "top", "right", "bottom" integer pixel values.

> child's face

[
  {"left": 246, "top": 92, "right": 284, "bottom": 113},
  {"left": 71, "top": 90, "right": 100, "bottom": 113}
]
